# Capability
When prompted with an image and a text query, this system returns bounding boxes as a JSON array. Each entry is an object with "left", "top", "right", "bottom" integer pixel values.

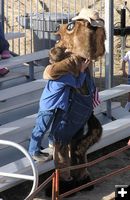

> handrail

[
  {"left": 58, "top": 144, "right": 130, "bottom": 199},
  {"left": 0, "top": 139, "right": 39, "bottom": 199},
  {"left": 21, "top": 143, "right": 130, "bottom": 199}
]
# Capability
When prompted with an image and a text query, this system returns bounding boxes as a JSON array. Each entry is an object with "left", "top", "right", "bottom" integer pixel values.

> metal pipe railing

[
  {"left": 0, "top": 139, "right": 39, "bottom": 199},
  {"left": 26, "top": 173, "right": 55, "bottom": 200},
  {"left": 58, "top": 144, "right": 130, "bottom": 199},
  {"left": 23, "top": 143, "right": 130, "bottom": 199}
]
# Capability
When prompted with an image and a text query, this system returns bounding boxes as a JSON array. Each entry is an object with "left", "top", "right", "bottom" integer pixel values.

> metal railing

[
  {"left": 0, "top": 141, "right": 129, "bottom": 199},
  {"left": 2, "top": 0, "right": 105, "bottom": 55},
  {"left": 26, "top": 143, "right": 130, "bottom": 200},
  {"left": 0, "top": 140, "right": 39, "bottom": 199}
]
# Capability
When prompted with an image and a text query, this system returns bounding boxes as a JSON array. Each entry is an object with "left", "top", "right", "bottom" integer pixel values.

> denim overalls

[{"left": 49, "top": 73, "right": 94, "bottom": 144}]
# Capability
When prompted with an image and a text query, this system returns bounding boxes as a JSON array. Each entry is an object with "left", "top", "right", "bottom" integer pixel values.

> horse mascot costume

[{"left": 44, "top": 8, "right": 106, "bottom": 195}]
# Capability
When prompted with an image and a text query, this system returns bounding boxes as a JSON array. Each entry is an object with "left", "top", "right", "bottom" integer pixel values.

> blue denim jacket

[{"left": 39, "top": 72, "right": 86, "bottom": 112}]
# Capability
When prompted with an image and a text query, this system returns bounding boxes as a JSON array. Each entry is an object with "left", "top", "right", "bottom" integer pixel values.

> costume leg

[
  {"left": 70, "top": 114, "right": 102, "bottom": 186},
  {"left": 53, "top": 143, "right": 72, "bottom": 181},
  {"left": 44, "top": 143, "right": 75, "bottom": 197},
  {"left": 74, "top": 114, "right": 102, "bottom": 157}
]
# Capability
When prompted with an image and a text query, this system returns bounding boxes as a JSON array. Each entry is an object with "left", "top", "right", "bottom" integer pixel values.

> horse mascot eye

[
  {"left": 66, "top": 22, "right": 75, "bottom": 31},
  {"left": 55, "top": 24, "right": 60, "bottom": 32}
]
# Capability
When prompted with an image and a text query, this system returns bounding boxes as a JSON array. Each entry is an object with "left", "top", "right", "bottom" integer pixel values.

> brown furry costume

[
  {"left": 44, "top": 47, "right": 83, "bottom": 79},
  {"left": 44, "top": 8, "right": 106, "bottom": 195}
]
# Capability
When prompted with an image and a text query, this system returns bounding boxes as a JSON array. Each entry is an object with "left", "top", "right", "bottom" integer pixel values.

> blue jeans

[
  {"left": 28, "top": 110, "right": 55, "bottom": 156},
  {"left": 0, "top": 22, "right": 9, "bottom": 53}
]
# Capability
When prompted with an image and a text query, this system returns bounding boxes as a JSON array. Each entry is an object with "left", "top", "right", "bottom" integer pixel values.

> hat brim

[
  {"left": 72, "top": 16, "right": 104, "bottom": 27},
  {"left": 90, "top": 19, "right": 104, "bottom": 27},
  {"left": 72, "top": 15, "right": 90, "bottom": 21}
]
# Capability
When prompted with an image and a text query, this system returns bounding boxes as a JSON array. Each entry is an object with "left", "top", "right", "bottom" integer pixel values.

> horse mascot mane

[{"left": 44, "top": 8, "right": 106, "bottom": 196}]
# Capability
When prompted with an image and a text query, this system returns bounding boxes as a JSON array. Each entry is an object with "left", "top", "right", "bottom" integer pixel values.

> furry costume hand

[{"left": 43, "top": 54, "right": 83, "bottom": 80}]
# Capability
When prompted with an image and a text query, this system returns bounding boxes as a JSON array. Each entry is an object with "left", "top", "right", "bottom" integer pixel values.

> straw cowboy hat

[{"left": 72, "top": 8, "right": 104, "bottom": 27}]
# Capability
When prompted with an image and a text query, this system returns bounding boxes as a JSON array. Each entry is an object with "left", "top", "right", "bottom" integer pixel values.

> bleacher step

[
  {"left": 94, "top": 101, "right": 121, "bottom": 115},
  {"left": 0, "top": 156, "right": 55, "bottom": 192},
  {"left": 88, "top": 113, "right": 130, "bottom": 153},
  {"left": 5, "top": 32, "right": 25, "bottom": 40},
  {"left": 0, "top": 72, "right": 27, "bottom": 84},
  {"left": 0, "top": 79, "right": 46, "bottom": 102},
  {"left": 0, "top": 114, "right": 36, "bottom": 150},
  {"left": 99, "top": 84, "right": 130, "bottom": 102},
  {"left": 0, "top": 49, "right": 49, "bottom": 69},
  {"left": 111, "top": 106, "right": 130, "bottom": 119},
  {"left": 0, "top": 98, "right": 39, "bottom": 115}
]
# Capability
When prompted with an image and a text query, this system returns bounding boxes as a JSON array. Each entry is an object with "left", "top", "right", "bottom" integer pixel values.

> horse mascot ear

[{"left": 44, "top": 8, "right": 105, "bottom": 196}]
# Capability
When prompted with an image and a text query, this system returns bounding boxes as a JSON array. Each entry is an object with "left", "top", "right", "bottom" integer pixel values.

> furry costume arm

[{"left": 43, "top": 55, "right": 82, "bottom": 80}]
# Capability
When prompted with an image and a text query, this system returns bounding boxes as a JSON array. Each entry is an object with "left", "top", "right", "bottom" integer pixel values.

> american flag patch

[{"left": 93, "top": 87, "right": 101, "bottom": 108}]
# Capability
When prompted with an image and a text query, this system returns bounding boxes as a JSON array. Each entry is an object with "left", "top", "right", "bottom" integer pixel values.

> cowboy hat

[{"left": 72, "top": 8, "right": 104, "bottom": 27}]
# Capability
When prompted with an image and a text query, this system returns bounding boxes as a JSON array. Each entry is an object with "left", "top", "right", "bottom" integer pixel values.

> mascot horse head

[{"left": 55, "top": 8, "right": 106, "bottom": 61}]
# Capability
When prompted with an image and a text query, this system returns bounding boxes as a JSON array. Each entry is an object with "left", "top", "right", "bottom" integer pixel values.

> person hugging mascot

[{"left": 44, "top": 8, "right": 106, "bottom": 196}]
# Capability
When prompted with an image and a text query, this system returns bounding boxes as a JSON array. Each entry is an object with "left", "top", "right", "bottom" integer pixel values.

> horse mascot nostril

[{"left": 44, "top": 8, "right": 106, "bottom": 196}]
